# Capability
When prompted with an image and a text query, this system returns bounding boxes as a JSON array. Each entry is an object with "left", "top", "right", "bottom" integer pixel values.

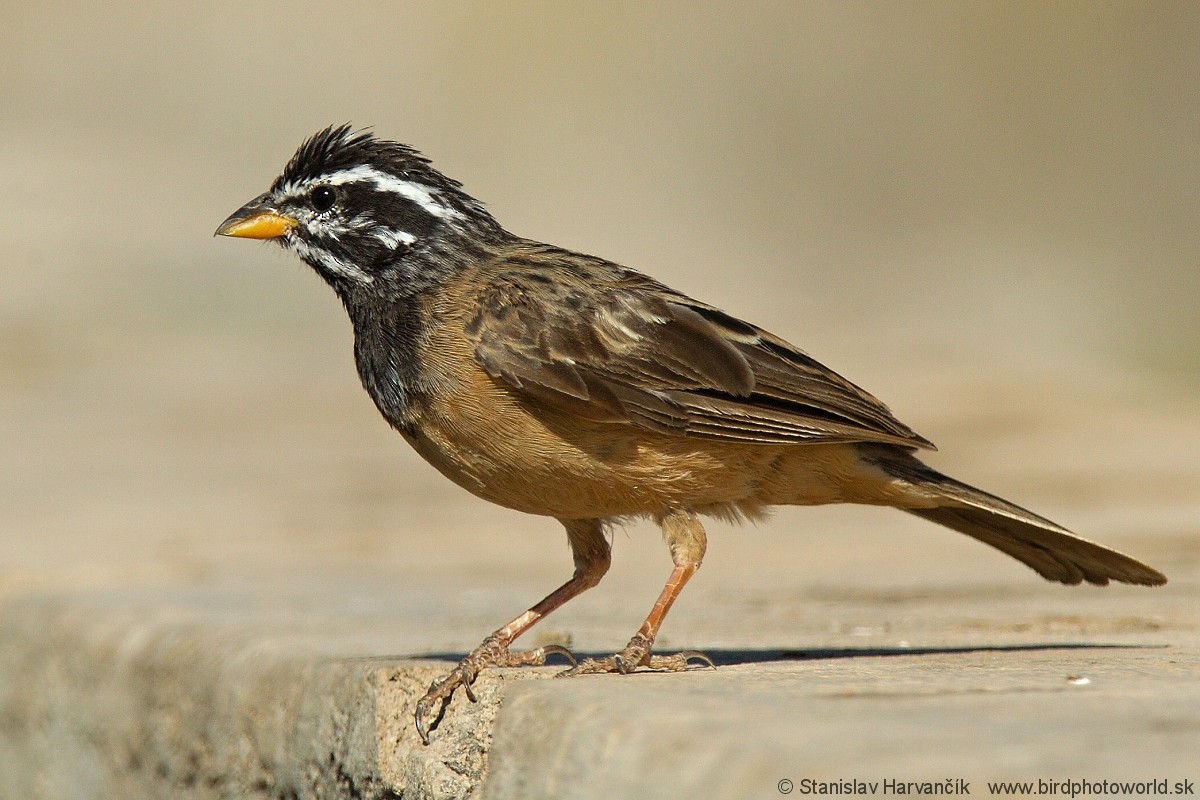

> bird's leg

[
  {"left": 562, "top": 508, "right": 714, "bottom": 676},
  {"left": 415, "top": 519, "right": 610, "bottom": 743}
]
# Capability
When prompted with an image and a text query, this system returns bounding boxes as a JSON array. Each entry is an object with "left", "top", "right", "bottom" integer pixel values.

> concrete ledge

[
  {"left": 2, "top": 576, "right": 1195, "bottom": 799},
  {"left": 0, "top": 594, "right": 418, "bottom": 799},
  {"left": 3, "top": 371, "right": 1197, "bottom": 798},
  {"left": 484, "top": 647, "right": 1199, "bottom": 799}
]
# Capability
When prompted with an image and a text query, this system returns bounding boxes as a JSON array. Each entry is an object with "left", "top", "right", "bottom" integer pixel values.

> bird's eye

[{"left": 309, "top": 185, "right": 337, "bottom": 212}]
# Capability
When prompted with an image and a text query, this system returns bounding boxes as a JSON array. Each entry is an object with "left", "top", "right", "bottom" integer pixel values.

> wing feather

[{"left": 468, "top": 246, "right": 933, "bottom": 449}]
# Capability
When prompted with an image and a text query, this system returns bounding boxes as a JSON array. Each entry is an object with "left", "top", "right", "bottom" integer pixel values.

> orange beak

[{"left": 215, "top": 198, "right": 298, "bottom": 240}]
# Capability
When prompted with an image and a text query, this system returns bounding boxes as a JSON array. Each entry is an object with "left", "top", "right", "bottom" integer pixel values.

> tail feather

[{"left": 871, "top": 451, "right": 1167, "bottom": 587}]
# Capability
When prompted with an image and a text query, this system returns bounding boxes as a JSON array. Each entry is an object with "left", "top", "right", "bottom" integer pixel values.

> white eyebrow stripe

[{"left": 321, "top": 165, "right": 463, "bottom": 220}]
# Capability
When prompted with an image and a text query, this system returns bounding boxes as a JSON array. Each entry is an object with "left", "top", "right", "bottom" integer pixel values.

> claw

[
  {"left": 416, "top": 710, "right": 435, "bottom": 745},
  {"left": 536, "top": 643, "right": 577, "bottom": 667},
  {"left": 414, "top": 663, "right": 479, "bottom": 744},
  {"left": 414, "top": 668, "right": 475, "bottom": 743},
  {"left": 415, "top": 686, "right": 450, "bottom": 746},
  {"left": 413, "top": 641, "right": 579, "bottom": 743},
  {"left": 612, "top": 652, "right": 639, "bottom": 674},
  {"left": 676, "top": 649, "right": 715, "bottom": 668}
]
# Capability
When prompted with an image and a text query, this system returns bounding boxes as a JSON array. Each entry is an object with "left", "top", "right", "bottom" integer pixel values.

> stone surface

[
  {"left": 3, "top": 571, "right": 1195, "bottom": 799},
  {"left": 1, "top": 409, "right": 1196, "bottom": 800},
  {"left": 4, "top": 7, "right": 1198, "bottom": 794},
  {"left": 484, "top": 646, "right": 1199, "bottom": 799}
]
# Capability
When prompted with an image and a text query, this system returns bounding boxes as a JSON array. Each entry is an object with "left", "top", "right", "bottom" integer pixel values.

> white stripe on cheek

[
  {"left": 290, "top": 238, "right": 375, "bottom": 284},
  {"left": 372, "top": 228, "right": 417, "bottom": 249}
]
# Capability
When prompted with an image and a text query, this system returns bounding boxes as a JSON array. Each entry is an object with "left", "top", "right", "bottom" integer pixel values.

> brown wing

[{"left": 466, "top": 247, "right": 934, "bottom": 449}]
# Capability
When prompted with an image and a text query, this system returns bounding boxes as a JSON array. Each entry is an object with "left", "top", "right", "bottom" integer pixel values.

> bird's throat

[{"left": 350, "top": 298, "right": 430, "bottom": 429}]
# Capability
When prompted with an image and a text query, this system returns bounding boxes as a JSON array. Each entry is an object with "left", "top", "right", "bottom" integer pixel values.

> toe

[
  {"left": 413, "top": 663, "right": 477, "bottom": 743},
  {"left": 555, "top": 656, "right": 619, "bottom": 677},
  {"left": 555, "top": 648, "right": 714, "bottom": 677},
  {"left": 498, "top": 643, "right": 577, "bottom": 668},
  {"left": 643, "top": 650, "right": 712, "bottom": 671}
]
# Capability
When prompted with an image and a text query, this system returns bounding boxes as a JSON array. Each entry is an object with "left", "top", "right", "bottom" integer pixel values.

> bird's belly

[
  {"left": 401, "top": 379, "right": 865, "bottom": 520},
  {"left": 401, "top": 424, "right": 750, "bottom": 519}
]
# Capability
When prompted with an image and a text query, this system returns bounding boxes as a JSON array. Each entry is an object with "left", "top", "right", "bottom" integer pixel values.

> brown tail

[{"left": 870, "top": 449, "right": 1167, "bottom": 587}]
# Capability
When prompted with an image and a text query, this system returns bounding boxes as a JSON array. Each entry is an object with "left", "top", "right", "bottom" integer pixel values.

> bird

[{"left": 216, "top": 125, "right": 1167, "bottom": 743}]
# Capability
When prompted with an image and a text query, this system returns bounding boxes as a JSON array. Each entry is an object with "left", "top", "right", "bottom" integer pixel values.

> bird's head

[{"left": 216, "top": 125, "right": 500, "bottom": 299}]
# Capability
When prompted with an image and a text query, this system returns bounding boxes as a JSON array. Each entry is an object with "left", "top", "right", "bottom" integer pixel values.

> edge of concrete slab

[
  {"left": 3, "top": 588, "right": 1195, "bottom": 800},
  {"left": 0, "top": 593, "right": 487, "bottom": 800}
]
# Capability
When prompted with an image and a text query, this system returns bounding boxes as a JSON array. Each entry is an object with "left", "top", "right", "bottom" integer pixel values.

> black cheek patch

[{"left": 373, "top": 190, "right": 443, "bottom": 242}]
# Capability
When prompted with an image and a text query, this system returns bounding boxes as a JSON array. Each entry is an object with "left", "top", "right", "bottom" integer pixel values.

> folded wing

[{"left": 467, "top": 249, "right": 933, "bottom": 449}]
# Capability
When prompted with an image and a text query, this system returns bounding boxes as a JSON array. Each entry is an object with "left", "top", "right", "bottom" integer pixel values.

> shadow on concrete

[{"left": 412, "top": 642, "right": 1164, "bottom": 668}]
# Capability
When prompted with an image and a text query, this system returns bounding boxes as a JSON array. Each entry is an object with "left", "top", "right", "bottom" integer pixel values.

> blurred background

[{"left": 1, "top": 2, "right": 1196, "bottom": 589}]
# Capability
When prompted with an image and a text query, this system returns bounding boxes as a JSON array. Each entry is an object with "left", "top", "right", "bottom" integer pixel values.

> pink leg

[
  {"left": 415, "top": 518, "right": 610, "bottom": 743},
  {"left": 563, "top": 508, "right": 714, "bottom": 675}
]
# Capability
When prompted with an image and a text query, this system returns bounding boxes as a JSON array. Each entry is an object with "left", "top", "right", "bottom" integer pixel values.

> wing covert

[{"left": 467, "top": 253, "right": 933, "bottom": 449}]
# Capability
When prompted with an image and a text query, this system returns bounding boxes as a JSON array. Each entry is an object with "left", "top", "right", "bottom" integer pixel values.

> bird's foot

[
  {"left": 557, "top": 633, "right": 714, "bottom": 676},
  {"left": 415, "top": 635, "right": 575, "bottom": 744}
]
